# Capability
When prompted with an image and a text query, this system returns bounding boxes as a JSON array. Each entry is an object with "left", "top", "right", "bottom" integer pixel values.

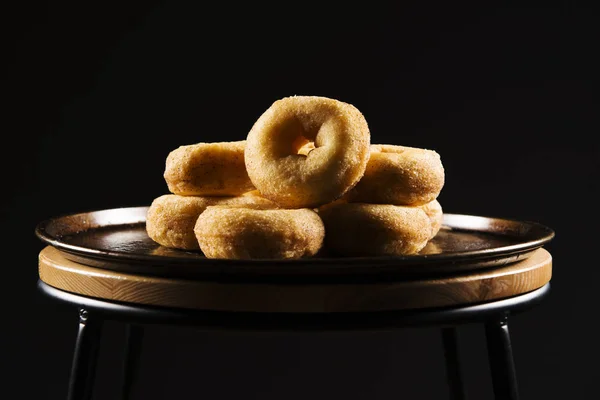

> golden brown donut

[
  {"left": 418, "top": 240, "right": 442, "bottom": 255},
  {"left": 164, "top": 141, "right": 255, "bottom": 196},
  {"left": 420, "top": 199, "right": 443, "bottom": 239},
  {"left": 245, "top": 96, "right": 371, "bottom": 208},
  {"left": 318, "top": 203, "right": 431, "bottom": 256},
  {"left": 194, "top": 206, "right": 325, "bottom": 259},
  {"left": 345, "top": 144, "right": 445, "bottom": 206},
  {"left": 146, "top": 193, "right": 277, "bottom": 250}
]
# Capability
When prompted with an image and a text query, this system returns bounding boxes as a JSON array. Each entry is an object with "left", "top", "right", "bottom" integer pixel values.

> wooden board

[{"left": 39, "top": 246, "right": 552, "bottom": 313}]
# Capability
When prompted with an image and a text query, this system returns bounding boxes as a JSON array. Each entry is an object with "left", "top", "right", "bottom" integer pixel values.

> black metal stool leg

[
  {"left": 485, "top": 315, "right": 519, "bottom": 400},
  {"left": 442, "top": 327, "right": 467, "bottom": 400},
  {"left": 67, "top": 308, "right": 103, "bottom": 400},
  {"left": 121, "top": 324, "right": 144, "bottom": 400}
]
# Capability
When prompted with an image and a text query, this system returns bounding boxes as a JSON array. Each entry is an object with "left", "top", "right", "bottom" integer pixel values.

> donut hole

[
  {"left": 290, "top": 122, "right": 319, "bottom": 156},
  {"left": 269, "top": 118, "right": 315, "bottom": 158},
  {"left": 293, "top": 118, "right": 346, "bottom": 172},
  {"left": 274, "top": 113, "right": 341, "bottom": 158},
  {"left": 296, "top": 140, "right": 315, "bottom": 156}
]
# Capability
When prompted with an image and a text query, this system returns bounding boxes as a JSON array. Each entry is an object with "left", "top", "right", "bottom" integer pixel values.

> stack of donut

[{"left": 146, "top": 95, "right": 445, "bottom": 259}]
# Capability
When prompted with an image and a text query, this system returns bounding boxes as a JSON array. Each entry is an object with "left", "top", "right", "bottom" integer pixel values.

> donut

[
  {"left": 245, "top": 95, "right": 371, "bottom": 208},
  {"left": 146, "top": 193, "right": 277, "bottom": 250},
  {"left": 164, "top": 140, "right": 255, "bottom": 196},
  {"left": 194, "top": 206, "right": 325, "bottom": 259},
  {"left": 318, "top": 202, "right": 431, "bottom": 256},
  {"left": 418, "top": 240, "right": 442, "bottom": 255},
  {"left": 344, "top": 144, "right": 445, "bottom": 206},
  {"left": 419, "top": 199, "right": 443, "bottom": 239}
]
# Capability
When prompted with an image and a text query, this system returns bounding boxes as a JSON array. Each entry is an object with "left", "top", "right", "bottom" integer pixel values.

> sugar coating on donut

[
  {"left": 318, "top": 203, "right": 431, "bottom": 256},
  {"left": 245, "top": 96, "right": 371, "bottom": 208},
  {"left": 146, "top": 193, "right": 277, "bottom": 250},
  {"left": 419, "top": 199, "right": 443, "bottom": 239},
  {"left": 194, "top": 206, "right": 325, "bottom": 259},
  {"left": 345, "top": 144, "right": 445, "bottom": 206},
  {"left": 164, "top": 140, "right": 255, "bottom": 196}
]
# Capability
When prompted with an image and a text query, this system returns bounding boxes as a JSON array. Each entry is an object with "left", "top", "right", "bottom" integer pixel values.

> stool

[{"left": 37, "top": 245, "right": 552, "bottom": 400}]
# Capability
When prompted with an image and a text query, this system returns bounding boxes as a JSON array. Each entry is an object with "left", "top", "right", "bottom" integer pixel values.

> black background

[{"left": 4, "top": 3, "right": 598, "bottom": 399}]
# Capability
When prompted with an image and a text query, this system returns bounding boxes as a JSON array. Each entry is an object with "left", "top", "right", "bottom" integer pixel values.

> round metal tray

[{"left": 35, "top": 206, "right": 554, "bottom": 282}]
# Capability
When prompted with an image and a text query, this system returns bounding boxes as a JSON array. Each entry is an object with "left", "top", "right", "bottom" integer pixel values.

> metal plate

[{"left": 35, "top": 206, "right": 554, "bottom": 282}]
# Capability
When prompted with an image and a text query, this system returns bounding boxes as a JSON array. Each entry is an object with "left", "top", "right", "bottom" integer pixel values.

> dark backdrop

[{"left": 4, "top": 3, "right": 598, "bottom": 399}]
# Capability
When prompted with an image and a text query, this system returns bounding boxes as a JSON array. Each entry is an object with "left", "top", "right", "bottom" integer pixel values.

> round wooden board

[{"left": 39, "top": 246, "right": 552, "bottom": 313}]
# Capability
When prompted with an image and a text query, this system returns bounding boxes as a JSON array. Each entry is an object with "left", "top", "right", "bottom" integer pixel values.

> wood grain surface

[{"left": 38, "top": 246, "right": 552, "bottom": 313}]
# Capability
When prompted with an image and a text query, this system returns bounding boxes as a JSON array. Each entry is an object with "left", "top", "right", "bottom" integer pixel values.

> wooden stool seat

[
  {"left": 37, "top": 245, "right": 553, "bottom": 400},
  {"left": 39, "top": 245, "right": 552, "bottom": 313}
]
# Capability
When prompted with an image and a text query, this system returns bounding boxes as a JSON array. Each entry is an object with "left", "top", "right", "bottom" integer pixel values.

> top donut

[{"left": 244, "top": 96, "right": 371, "bottom": 209}]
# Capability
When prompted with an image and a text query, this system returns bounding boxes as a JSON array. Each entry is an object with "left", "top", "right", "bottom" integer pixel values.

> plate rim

[{"left": 34, "top": 205, "right": 556, "bottom": 268}]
